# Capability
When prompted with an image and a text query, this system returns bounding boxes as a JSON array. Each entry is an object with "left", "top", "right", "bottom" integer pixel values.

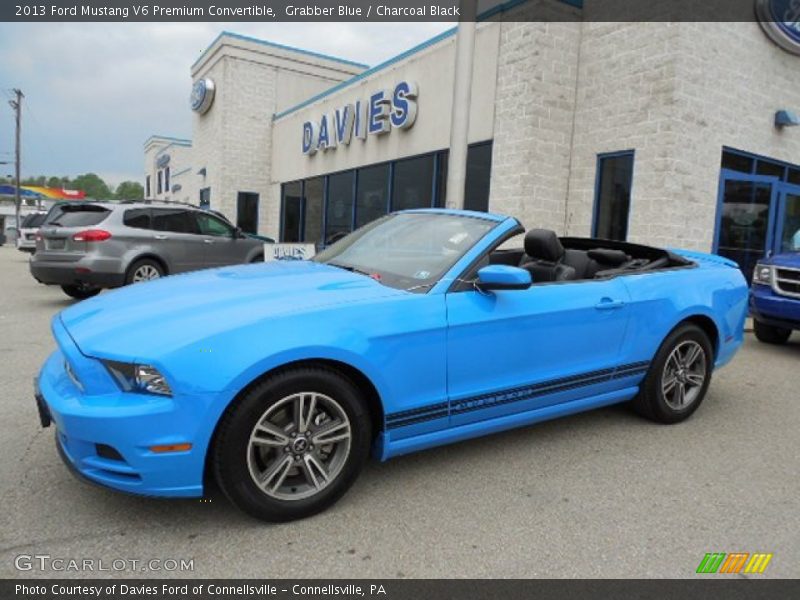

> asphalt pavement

[{"left": 0, "top": 245, "right": 797, "bottom": 579}]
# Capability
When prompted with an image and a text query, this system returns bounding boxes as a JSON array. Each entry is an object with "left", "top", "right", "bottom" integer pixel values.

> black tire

[
  {"left": 632, "top": 324, "right": 714, "bottom": 424},
  {"left": 753, "top": 319, "right": 792, "bottom": 345},
  {"left": 212, "top": 367, "right": 372, "bottom": 522},
  {"left": 125, "top": 258, "right": 164, "bottom": 285},
  {"left": 61, "top": 283, "right": 101, "bottom": 300}
]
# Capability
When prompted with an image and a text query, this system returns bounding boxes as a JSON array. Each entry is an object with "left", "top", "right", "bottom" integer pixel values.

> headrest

[
  {"left": 524, "top": 229, "right": 564, "bottom": 263},
  {"left": 587, "top": 248, "right": 630, "bottom": 266}
]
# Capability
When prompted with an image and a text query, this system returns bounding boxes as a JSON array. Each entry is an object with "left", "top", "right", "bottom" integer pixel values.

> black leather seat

[{"left": 520, "top": 229, "right": 576, "bottom": 282}]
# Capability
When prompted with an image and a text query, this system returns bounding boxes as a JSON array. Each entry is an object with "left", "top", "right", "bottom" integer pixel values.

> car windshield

[
  {"left": 45, "top": 204, "right": 110, "bottom": 227},
  {"left": 313, "top": 212, "right": 497, "bottom": 293}
]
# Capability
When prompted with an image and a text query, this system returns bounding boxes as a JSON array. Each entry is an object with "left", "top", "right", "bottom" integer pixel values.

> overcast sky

[{"left": 0, "top": 22, "right": 451, "bottom": 187}]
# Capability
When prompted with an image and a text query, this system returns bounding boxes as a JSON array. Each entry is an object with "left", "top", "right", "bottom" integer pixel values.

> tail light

[
  {"left": 72, "top": 229, "right": 112, "bottom": 242},
  {"left": 35, "top": 231, "right": 42, "bottom": 241}
]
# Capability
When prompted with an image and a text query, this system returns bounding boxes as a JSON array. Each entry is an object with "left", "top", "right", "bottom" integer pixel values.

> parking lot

[{"left": 0, "top": 244, "right": 798, "bottom": 579}]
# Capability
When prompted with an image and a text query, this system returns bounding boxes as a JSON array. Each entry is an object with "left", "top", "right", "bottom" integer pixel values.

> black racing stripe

[
  {"left": 385, "top": 361, "right": 651, "bottom": 428},
  {"left": 386, "top": 410, "right": 448, "bottom": 430},
  {"left": 386, "top": 401, "right": 449, "bottom": 423}
]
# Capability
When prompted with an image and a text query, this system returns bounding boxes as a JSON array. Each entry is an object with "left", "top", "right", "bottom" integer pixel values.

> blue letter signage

[{"left": 302, "top": 81, "right": 418, "bottom": 155}]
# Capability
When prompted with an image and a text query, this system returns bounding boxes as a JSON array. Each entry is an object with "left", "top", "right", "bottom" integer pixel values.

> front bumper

[
  {"left": 36, "top": 318, "right": 219, "bottom": 498},
  {"left": 750, "top": 285, "right": 800, "bottom": 331},
  {"left": 30, "top": 255, "right": 125, "bottom": 288}
]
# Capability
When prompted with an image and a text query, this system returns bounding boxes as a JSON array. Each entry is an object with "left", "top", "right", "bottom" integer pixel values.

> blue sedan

[{"left": 35, "top": 209, "right": 748, "bottom": 521}]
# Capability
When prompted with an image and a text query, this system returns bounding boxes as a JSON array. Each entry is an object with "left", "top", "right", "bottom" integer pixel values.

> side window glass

[
  {"left": 152, "top": 209, "right": 192, "bottom": 234},
  {"left": 123, "top": 209, "right": 151, "bottom": 230},
  {"left": 197, "top": 213, "right": 233, "bottom": 237}
]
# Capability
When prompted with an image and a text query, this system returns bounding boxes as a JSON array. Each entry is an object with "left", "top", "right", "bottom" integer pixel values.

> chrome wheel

[
  {"left": 132, "top": 264, "right": 160, "bottom": 282},
  {"left": 661, "top": 341, "right": 707, "bottom": 410},
  {"left": 246, "top": 392, "right": 352, "bottom": 501}
]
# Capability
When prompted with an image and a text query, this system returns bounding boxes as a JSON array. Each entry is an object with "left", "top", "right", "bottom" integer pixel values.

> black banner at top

[{"left": 0, "top": 0, "right": 797, "bottom": 23}]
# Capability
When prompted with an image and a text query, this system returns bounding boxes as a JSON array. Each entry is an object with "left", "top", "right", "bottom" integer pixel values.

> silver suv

[{"left": 30, "top": 201, "right": 266, "bottom": 299}]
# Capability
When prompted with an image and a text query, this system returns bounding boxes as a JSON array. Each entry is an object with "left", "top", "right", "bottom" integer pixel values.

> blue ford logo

[
  {"left": 190, "top": 77, "right": 216, "bottom": 114},
  {"left": 757, "top": 0, "right": 800, "bottom": 55}
]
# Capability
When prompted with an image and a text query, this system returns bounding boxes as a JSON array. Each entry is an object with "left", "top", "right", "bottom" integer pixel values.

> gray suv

[{"left": 30, "top": 202, "right": 266, "bottom": 299}]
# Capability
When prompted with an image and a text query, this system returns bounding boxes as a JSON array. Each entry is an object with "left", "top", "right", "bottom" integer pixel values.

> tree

[
  {"left": 47, "top": 176, "right": 69, "bottom": 188},
  {"left": 71, "top": 173, "right": 113, "bottom": 200},
  {"left": 115, "top": 181, "right": 144, "bottom": 200}
]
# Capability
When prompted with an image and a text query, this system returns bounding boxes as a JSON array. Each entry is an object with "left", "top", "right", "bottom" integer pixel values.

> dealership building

[{"left": 144, "top": 0, "right": 800, "bottom": 278}]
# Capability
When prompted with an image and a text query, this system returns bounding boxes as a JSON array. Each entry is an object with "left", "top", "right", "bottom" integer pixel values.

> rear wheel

[
  {"left": 633, "top": 324, "right": 713, "bottom": 424},
  {"left": 126, "top": 258, "right": 164, "bottom": 285},
  {"left": 61, "top": 283, "right": 101, "bottom": 300},
  {"left": 753, "top": 319, "right": 792, "bottom": 345},
  {"left": 212, "top": 367, "right": 371, "bottom": 522}
]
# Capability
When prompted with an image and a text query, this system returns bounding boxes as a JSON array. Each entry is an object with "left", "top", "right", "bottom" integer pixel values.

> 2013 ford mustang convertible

[{"left": 35, "top": 209, "right": 748, "bottom": 521}]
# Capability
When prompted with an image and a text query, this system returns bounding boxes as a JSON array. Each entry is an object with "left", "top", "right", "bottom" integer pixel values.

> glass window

[
  {"left": 196, "top": 212, "right": 233, "bottom": 237},
  {"left": 392, "top": 155, "right": 434, "bottom": 211},
  {"left": 152, "top": 208, "right": 194, "bottom": 234},
  {"left": 236, "top": 192, "right": 259, "bottom": 234},
  {"left": 303, "top": 177, "right": 324, "bottom": 245},
  {"left": 721, "top": 151, "right": 754, "bottom": 174},
  {"left": 164, "top": 167, "right": 170, "bottom": 193},
  {"left": 325, "top": 171, "right": 354, "bottom": 244},
  {"left": 789, "top": 169, "right": 800, "bottom": 185},
  {"left": 594, "top": 152, "right": 634, "bottom": 241},
  {"left": 464, "top": 142, "right": 493, "bottom": 212},
  {"left": 756, "top": 160, "right": 785, "bottom": 179},
  {"left": 435, "top": 151, "right": 448, "bottom": 208},
  {"left": 145, "top": 175, "right": 151, "bottom": 198},
  {"left": 356, "top": 164, "right": 389, "bottom": 229},
  {"left": 123, "top": 209, "right": 151, "bottom": 229},
  {"left": 21, "top": 213, "right": 47, "bottom": 228},
  {"left": 199, "top": 187, "right": 211, "bottom": 209},
  {"left": 46, "top": 205, "right": 111, "bottom": 227},
  {"left": 157, "top": 171, "right": 163, "bottom": 195},
  {"left": 281, "top": 182, "right": 302, "bottom": 243}
]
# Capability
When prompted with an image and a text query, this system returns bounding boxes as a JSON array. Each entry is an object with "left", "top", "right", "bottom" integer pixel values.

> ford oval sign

[
  {"left": 756, "top": 0, "right": 800, "bottom": 56},
  {"left": 191, "top": 77, "right": 216, "bottom": 114}
]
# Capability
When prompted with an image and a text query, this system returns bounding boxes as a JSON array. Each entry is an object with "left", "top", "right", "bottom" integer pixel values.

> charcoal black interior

[{"left": 486, "top": 228, "right": 693, "bottom": 285}]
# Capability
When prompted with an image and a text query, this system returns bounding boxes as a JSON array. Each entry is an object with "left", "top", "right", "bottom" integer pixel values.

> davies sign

[{"left": 302, "top": 81, "right": 418, "bottom": 155}]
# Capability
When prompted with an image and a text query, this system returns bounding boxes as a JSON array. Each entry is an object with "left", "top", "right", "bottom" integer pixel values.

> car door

[
  {"left": 445, "top": 277, "right": 634, "bottom": 428},
  {"left": 193, "top": 211, "right": 247, "bottom": 267},
  {"left": 150, "top": 208, "right": 206, "bottom": 273}
]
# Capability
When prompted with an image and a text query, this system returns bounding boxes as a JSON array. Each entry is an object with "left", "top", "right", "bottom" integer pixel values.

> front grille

[{"left": 774, "top": 267, "right": 800, "bottom": 298}]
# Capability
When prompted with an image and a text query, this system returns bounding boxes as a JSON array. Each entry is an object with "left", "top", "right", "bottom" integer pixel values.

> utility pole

[{"left": 9, "top": 89, "right": 23, "bottom": 230}]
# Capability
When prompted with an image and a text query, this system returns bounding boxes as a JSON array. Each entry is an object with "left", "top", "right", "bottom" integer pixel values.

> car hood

[
  {"left": 59, "top": 260, "right": 404, "bottom": 360},
  {"left": 761, "top": 252, "right": 800, "bottom": 269}
]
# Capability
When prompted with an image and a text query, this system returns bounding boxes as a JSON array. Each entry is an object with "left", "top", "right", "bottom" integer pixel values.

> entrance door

[
  {"left": 714, "top": 170, "right": 779, "bottom": 282},
  {"left": 773, "top": 184, "right": 800, "bottom": 255}
]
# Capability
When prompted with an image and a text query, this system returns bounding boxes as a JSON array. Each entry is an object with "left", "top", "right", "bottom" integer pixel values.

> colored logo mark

[{"left": 696, "top": 552, "right": 773, "bottom": 574}]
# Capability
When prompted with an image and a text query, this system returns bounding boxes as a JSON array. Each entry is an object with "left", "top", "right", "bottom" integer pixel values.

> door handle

[
  {"left": 203, "top": 239, "right": 214, "bottom": 244},
  {"left": 153, "top": 234, "right": 168, "bottom": 240},
  {"left": 595, "top": 298, "right": 625, "bottom": 310}
]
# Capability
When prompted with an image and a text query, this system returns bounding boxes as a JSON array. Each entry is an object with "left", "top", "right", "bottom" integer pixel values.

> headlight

[
  {"left": 102, "top": 360, "right": 172, "bottom": 396},
  {"left": 752, "top": 264, "right": 773, "bottom": 286}
]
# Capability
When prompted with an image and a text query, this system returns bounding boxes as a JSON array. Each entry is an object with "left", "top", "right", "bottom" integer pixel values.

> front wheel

[
  {"left": 61, "top": 283, "right": 101, "bottom": 300},
  {"left": 753, "top": 319, "right": 792, "bottom": 345},
  {"left": 212, "top": 367, "right": 372, "bottom": 522},
  {"left": 632, "top": 324, "right": 713, "bottom": 424}
]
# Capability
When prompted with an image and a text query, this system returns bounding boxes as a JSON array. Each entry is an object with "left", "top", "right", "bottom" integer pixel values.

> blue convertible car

[{"left": 35, "top": 209, "right": 748, "bottom": 521}]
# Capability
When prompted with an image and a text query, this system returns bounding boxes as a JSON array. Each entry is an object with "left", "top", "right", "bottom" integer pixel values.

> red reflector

[
  {"left": 74, "top": 267, "right": 91, "bottom": 274},
  {"left": 73, "top": 229, "right": 112, "bottom": 242}
]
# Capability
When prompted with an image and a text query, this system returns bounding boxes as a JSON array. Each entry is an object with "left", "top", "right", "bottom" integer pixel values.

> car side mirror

[
  {"left": 233, "top": 227, "right": 245, "bottom": 239},
  {"left": 476, "top": 265, "right": 532, "bottom": 291}
]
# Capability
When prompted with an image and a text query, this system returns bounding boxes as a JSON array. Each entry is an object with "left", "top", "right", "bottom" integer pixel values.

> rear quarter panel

[{"left": 619, "top": 262, "right": 748, "bottom": 370}]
